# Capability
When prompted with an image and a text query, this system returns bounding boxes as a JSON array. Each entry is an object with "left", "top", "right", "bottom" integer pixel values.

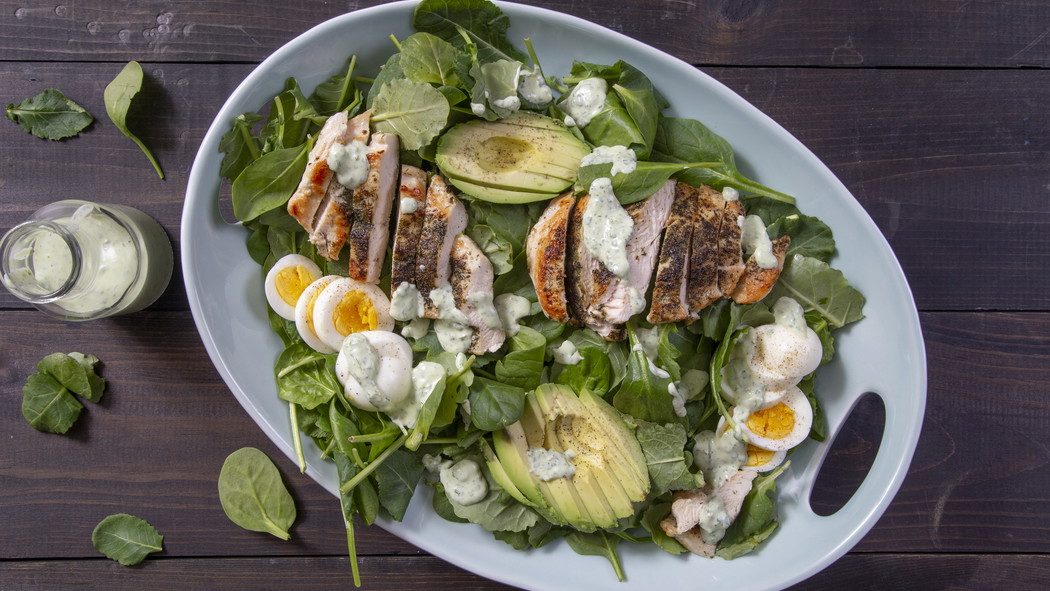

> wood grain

[
  {"left": 0, "top": 0, "right": 1048, "bottom": 68},
  {"left": 2, "top": 64, "right": 1047, "bottom": 312}
]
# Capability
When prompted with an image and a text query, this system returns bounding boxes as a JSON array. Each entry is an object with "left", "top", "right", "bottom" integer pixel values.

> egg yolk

[
  {"left": 275, "top": 265, "right": 316, "bottom": 306},
  {"left": 745, "top": 445, "right": 777, "bottom": 468},
  {"left": 333, "top": 290, "right": 378, "bottom": 336},
  {"left": 747, "top": 402, "right": 795, "bottom": 439}
]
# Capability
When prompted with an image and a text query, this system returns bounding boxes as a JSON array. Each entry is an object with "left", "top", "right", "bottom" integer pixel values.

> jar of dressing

[{"left": 0, "top": 200, "right": 173, "bottom": 321}]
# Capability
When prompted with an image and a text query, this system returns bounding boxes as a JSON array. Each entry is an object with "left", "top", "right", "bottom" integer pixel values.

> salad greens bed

[{"left": 217, "top": 0, "right": 865, "bottom": 583}]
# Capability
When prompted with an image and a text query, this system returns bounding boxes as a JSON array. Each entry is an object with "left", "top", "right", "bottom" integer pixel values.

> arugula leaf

[
  {"left": 769, "top": 255, "right": 866, "bottom": 328},
  {"left": 565, "top": 531, "right": 626, "bottom": 582},
  {"left": 231, "top": 142, "right": 310, "bottom": 222},
  {"left": 6, "top": 88, "right": 92, "bottom": 140},
  {"left": 371, "top": 77, "right": 450, "bottom": 150},
  {"left": 413, "top": 0, "right": 527, "bottom": 64},
  {"left": 652, "top": 116, "right": 794, "bottom": 203},
  {"left": 104, "top": 61, "right": 164, "bottom": 179},
  {"left": 400, "top": 32, "right": 464, "bottom": 87},
  {"left": 374, "top": 449, "right": 425, "bottom": 521},
  {"left": 91, "top": 513, "right": 164, "bottom": 566},
  {"left": 219, "top": 112, "right": 263, "bottom": 182},
  {"left": 468, "top": 377, "right": 525, "bottom": 431},
  {"left": 218, "top": 447, "right": 297, "bottom": 540},
  {"left": 21, "top": 373, "right": 83, "bottom": 434},
  {"left": 309, "top": 56, "right": 362, "bottom": 116}
]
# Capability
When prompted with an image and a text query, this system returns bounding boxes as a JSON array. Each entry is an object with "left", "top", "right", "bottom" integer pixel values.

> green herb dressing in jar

[{"left": 0, "top": 200, "right": 173, "bottom": 321}]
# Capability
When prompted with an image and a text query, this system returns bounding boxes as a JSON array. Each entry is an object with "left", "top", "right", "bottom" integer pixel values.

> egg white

[
  {"left": 312, "top": 277, "right": 394, "bottom": 351},
  {"left": 264, "top": 254, "right": 322, "bottom": 320},
  {"left": 335, "top": 331, "right": 413, "bottom": 413},
  {"left": 739, "top": 386, "right": 813, "bottom": 452},
  {"left": 742, "top": 445, "right": 787, "bottom": 472},
  {"left": 294, "top": 275, "right": 340, "bottom": 353}
]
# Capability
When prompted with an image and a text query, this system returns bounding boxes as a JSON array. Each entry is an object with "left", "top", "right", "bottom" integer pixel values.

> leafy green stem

[
  {"left": 339, "top": 434, "right": 408, "bottom": 494},
  {"left": 289, "top": 402, "right": 306, "bottom": 473}
]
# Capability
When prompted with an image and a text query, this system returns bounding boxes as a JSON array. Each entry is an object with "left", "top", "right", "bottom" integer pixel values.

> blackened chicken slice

[
  {"left": 686, "top": 185, "right": 727, "bottom": 315},
  {"left": 526, "top": 193, "right": 575, "bottom": 324},
  {"left": 288, "top": 110, "right": 369, "bottom": 234},
  {"left": 648, "top": 182, "right": 701, "bottom": 324},
  {"left": 390, "top": 165, "right": 428, "bottom": 292},
  {"left": 450, "top": 235, "right": 506, "bottom": 355},
  {"left": 717, "top": 197, "right": 747, "bottom": 298},
  {"left": 564, "top": 194, "right": 619, "bottom": 338},
  {"left": 415, "top": 175, "right": 468, "bottom": 319},
  {"left": 342, "top": 132, "right": 400, "bottom": 282},
  {"left": 731, "top": 235, "right": 791, "bottom": 304}
]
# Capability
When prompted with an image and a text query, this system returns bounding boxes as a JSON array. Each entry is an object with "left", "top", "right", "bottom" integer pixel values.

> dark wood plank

[
  {"left": 1, "top": 310, "right": 1048, "bottom": 561},
  {"left": 1, "top": 0, "right": 1048, "bottom": 68},
  {"left": 1, "top": 553, "right": 1049, "bottom": 590},
  {"left": 3, "top": 63, "right": 1048, "bottom": 312}
]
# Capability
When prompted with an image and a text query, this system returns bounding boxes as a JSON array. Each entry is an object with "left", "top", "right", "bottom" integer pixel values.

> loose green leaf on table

[
  {"left": 218, "top": 447, "right": 297, "bottom": 540},
  {"left": 5, "top": 88, "right": 93, "bottom": 140},
  {"left": 91, "top": 513, "right": 164, "bottom": 566},
  {"left": 104, "top": 61, "right": 164, "bottom": 179},
  {"left": 21, "top": 351, "right": 106, "bottom": 433}
]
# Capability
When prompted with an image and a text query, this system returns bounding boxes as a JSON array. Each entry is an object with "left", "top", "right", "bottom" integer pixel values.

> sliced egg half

[
  {"left": 739, "top": 386, "right": 813, "bottom": 452},
  {"left": 264, "top": 254, "right": 322, "bottom": 320},
  {"left": 294, "top": 275, "right": 340, "bottom": 353},
  {"left": 742, "top": 444, "right": 787, "bottom": 472},
  {"left": 747, "top": 323, "right": 823, "bottom": 391},
  {"left": 312, "top": 277, "right": 394, "bottom": 352},
  {"left": 335, "top": 331, "right": 413, "bottom": 413}
]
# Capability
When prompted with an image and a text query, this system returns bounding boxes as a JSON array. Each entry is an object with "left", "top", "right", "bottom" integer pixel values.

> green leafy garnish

[
  {"left": 104, "top": 61, "right": 164, "bottom": 179},
  {"left": 769, "top": 255, "right": 866, "bottom": 328},
  {"left": 413, "top": 0, "right": 527, "bottom": 64},
  {"left": 91, "top": 513, "right": 164, "bottom": 566},
  {"left": 218, "top": 447, "right": 297, "bottom": 540},
  {"left": 371, "top": 77, "right": 450, "bottom": 150},
  {"left": 21, "top": 352, "right": 106, "bottom": 434},
  {"left": 6, "top": 88, "right": 93, "bottom": 140}
]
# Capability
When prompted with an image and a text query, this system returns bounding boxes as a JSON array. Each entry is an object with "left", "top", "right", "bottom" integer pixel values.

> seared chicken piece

[
  {"left": 648, "top": 182, "right": 701, "bottom": 324},
  {"left": 288, "top": 110, "right": 369, "bottom": 233},
  {"left": 660, "top": 470, "right": 758, "bottom": 557},
  {"left": 526, "top": 193, "right": 575, "bottom": 324},
  {"left": 390, "top": 165, "right": 428, "bottom": 291},
  {"left": 731, "top": 235, "right": 791, "bottom": 304},
  {"left": 415, "top": 176, "right": 468, "bottom": 318},
  {"left": 450, "top": 235, "right": 506, "bottom": 355},
  {"left": 344, "top": 132, "right": 400, "bottom": 282},
  {"left": 564, "top": 194, "right": 620, "bottom": 339},
  {"left": 686, "top": 186, "right": 726, "bottom": 314},
  {"left": 717, "top": 198, "right": 747, "bottom": 297}
]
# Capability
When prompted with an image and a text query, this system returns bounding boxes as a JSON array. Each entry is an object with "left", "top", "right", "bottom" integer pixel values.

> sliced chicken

[
  {"left": 717, "top": 198, "right": 747, "bottom": 297},
  {"left": 390, "top": 165, "right": 428, "bottom": 291},
  {"left": 288, "top": 110, "right": 369, "bottom": 233},
  {"left": 415, "top": 176, "right": 468, "bottom": 319},
  {"left": 449, "top": 235, "right": 506, "bottom": 355},
  {"left": 659, "top": 470, "right": 758, "bottom": 557},
  {"left": 731, "top": 235, "right": 791, "bottom": 304},
  {"left": 526, "top": 193, "right": 575, "bottom": 324},
  {"left": 343, "top": 132, "right": 400, "bottom": 282},
  {"left": 564, "top": 193, "right": 621, "bottom": 339},
  {"left": 686, "top": 185, "right": 726, "bottom": 315},
  {"left": 648, "top": 182, "right": 701, "bottom": 324}
]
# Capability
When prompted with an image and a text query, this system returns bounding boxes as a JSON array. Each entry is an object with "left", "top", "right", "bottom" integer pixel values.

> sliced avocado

[
  {"left": 544, "top": 416, "right": 618, "bottom": 529},
  {"left": 482, "top": 438, "right": 534, "bottom": 508},
  {"left": 435, "top": 111, "right": 590, "bottom": 203},
  {"left": 578, "top": 389, "right": 651, "bottom": 500},
  {"left": 554, "top": 415, "right": 637, "bottom": 520}
]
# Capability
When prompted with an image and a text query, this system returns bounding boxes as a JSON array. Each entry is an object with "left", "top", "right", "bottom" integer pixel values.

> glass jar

[{"left": 0, "top": 200, "right": 173, "bottom": 321}]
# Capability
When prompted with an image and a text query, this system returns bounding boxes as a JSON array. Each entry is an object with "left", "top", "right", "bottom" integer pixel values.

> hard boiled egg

[
  {"left": 311, "top": 277, "right": 394, "bottom": 352},
  {"left": 747, "top": 323, "right": 823, "bottom": 391},
  {"left": 335, "top": 331, "right": 413, "bottom": 413},
  {"left": 294, "top": 275, "right": 340, "bottom": 353},
  {"left": 742, "top": 445, "right": 787, "bottom": 472},
  {"left": 739, "top": 386, "right": 813, "bottom": 452},
  {"left": 264, "top": 254, "right": 322, "bottom": 320}
]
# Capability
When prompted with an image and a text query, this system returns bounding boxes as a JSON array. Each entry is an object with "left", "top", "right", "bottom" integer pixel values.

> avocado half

[
  {"left": 486, "top": 383, "right": 650, "bottom": 531},
  {"left": 435, "top": 112, "right": 590, "bottom": 204}
]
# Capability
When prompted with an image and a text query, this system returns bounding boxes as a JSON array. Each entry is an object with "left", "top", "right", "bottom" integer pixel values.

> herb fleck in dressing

[
  {"left": 327, "top": 139, "right": 370, "bottom": 189},
  {"left": 582, "top": 178, "right": 634, "bottom": 278}
]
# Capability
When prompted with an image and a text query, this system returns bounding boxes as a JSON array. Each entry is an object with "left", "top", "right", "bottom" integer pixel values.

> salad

[{"left": 217, "top": 0, "right": 865, "bottom": 584}]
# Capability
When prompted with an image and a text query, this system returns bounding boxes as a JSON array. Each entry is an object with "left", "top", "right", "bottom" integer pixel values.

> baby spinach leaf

[
  {"left": 468, "top": 58, "right": 522, "bottom": 120},
  {"left": 218, "top": 447, "right": 297, "bottom": 540},
  {"left": 768, "top": 255, "right": 866, "bottom": 329},
  {"left": 578, "top": 161, "right": 713, "bottom": 206},
  {"left": 274, "top": 343, "right": 341, "bottom": 410},
  {"left": 104, "top": 61, "right": 164, "bottom": 179},
  {"left": 407, "top": 365, "right": 447, "bottom": 450},
  {"left": 613, "top": 323, "right": 679, "bottom": 425},
  {"left": 716, "top": 462, "right": 787, "bottom": 558},
  {"left": 640, "top": 503, "right": 687, "bottom": 555},
  {"left": 449, "top": 481, "right": 540, "bottom": 532},
  {"left": 260, "top": 78, "right": 323, "bottom": 153},
  {"left": 374, "top": 448, "right": 425, "bottom": 521},
  {"left": 231, "top": 142, "right": 309, "bottom": 222},
  {"left": 91, "top": 513, "right": 164, "bottom": 566},
  {"left": 565, "top": 530, "right": 626, "bottom": 582},
  {"left": 468, "top": 377, "right": 525, "bottom": 431},
  {"left": 414, "top": 0, "right": 527, "bottom": 64},
  {"left": 371, "top": 77, "right": 450, "bottom": 150},
  {"left": 21, "top": 373, "right": 83, "bottom": 434},
  {"left": 309, "top": 56, "right": 362, "bottom": 116},
  {"left": 400, "top": 32, "right": 464, "bottom": 87},
  {"left": 6, "top": 88, "right": 93, "bottom": 140},
  {"left": 652, "top": 116, "right": 794, "bottom": 203},
  {"left": 68, "top": 352, "right": 106, "bottom": 402},
  {"left": 575, "top": 90, "right": 644, "bottom": 153},
  {"left": 366, "top": 53, "right": 405, "bottom": 109},
  {"left": 554, "top": 348, "right": 612, "bottom": 396},
  {"left": 494, "top": 325, "right": 546, "bottom": 390},
  {"left": 766, "top": 212, "right": 836, "bottom": 263},
  {"left": 465, "top": 225, "right": 513, "bottom": 274},
  {"left": 219, "top": 112, "right": 263, "bottom": 182}
]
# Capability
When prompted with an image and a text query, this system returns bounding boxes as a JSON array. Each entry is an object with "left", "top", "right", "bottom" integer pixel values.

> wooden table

[{"left": 2, "top": 0, "right": 1048, "bottom": 589}]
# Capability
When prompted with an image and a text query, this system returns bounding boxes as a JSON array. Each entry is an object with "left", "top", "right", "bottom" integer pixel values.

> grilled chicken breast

[
  {"left": 390, "top": 165, "right": 428, "bottom": 292},
  {"left": 660, "top": 470, "right": 758, "bottom": 557},
  {"left": 648, "top": 182, "right": 702, "bottom": 324},
  {"left": 686, "top": 185, "right": 726, "bottom": 315},
  {"left": 288, "top": 110, "right": 369, "bottom": 233},
  {"left": 526, "top": 193, "right": 575, "bottom": 324},
  {"left": 564, "top": 194, "right": 621, "bottom": 338},
  {"left": 415, "top": 175, "right": 468, "bottom": 319},
  {"left": 450, "top": 235, "right": 506, "bottom": 355},
  {"left": 731, "top": 235, "right": 791, "bottom": 304},
  {"left": 717, "top": 197, "right": 747, "bottom": 297},
  {"left": 344, "top": 132, "right": 400, "bottom": 282}
]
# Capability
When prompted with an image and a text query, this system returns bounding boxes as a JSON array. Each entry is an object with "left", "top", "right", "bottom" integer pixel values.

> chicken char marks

[
  {"left": 450, "top": 235, "right": 506, "bottom": 355},
  {"left": 346, "top": 132, "right": 400, "bottom": 283},
  {"left": 415, "top": 175, "right": 468, "bottom": 319},
  {"left": 390, "top": 165, "right": 428, "bottom": 292},
  {"left": 526, "top": 192, "right": 575, "bottom": 324}
]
